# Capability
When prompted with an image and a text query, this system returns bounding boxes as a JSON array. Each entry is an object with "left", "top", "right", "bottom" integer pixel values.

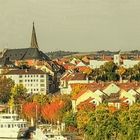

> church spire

[{"left": 30, "top": 22, "right": 39, "bottom": 48}]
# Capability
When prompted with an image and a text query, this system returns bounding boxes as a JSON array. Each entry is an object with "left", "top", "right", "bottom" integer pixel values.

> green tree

[
  {"left": 99, "top": 62, "right": 119, "bottom": 81},
  {"left": 11, "top": 84, "right": 28, "bottom": 104},
  {"left": 32, "top": 94, "right": 50, "bottom": 105},
  {"left": 63, "top": 111, "right": 77, "bottom": 132},
  {"left": 0, "top": 76, "right": 14, "bottom": 103}
]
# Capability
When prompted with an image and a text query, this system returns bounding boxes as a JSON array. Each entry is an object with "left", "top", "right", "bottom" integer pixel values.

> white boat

[
  {"left": 31, "top": 127, "right": 68, "bottom": 140},
  {"left": 31, "top": 127, "right": 48, "bottom": 140},
  {"left": 0, "top": 112, "right": 28, "bottom": 139}
]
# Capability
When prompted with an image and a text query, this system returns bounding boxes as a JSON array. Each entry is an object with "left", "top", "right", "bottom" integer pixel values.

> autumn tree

[
  {"left": 117, "top": 66, "right": 126, "bottom": 83},
  {"left": 22, "top": 102, "right": 41, "bottom": 123},
  {"left": 41, "top": 95, "right": 72, "bottom": 123}
]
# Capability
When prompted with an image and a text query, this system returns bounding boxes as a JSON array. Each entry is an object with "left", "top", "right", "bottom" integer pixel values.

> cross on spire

[{"left": 30, "top": 22, "right": 39, "bottom": 48}]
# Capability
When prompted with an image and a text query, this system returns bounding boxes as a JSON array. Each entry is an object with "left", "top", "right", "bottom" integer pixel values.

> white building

[
  {"left": 5, "top": 69, "right": 49, "bottom": 94},
  {"left": 89, "top": 60, "right": 108, "bottom": 69},
  {"left": 114, "top": 54, "right": 120, "bottom": 65},
  {"left": 123, "top": 59, "right": 140, "bottom": 68}
]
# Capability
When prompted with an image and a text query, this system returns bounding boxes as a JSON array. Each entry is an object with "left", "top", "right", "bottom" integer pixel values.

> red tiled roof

[
  {"left": 61, "top": 72, "right": 87, "bottom": 81},
  {"left": 120, "top": 97, "right": 128, "bottom": 102},
  {"left": 117, "top": 83, "right": 140, "bottom": 91},
  {"left": 63, "top": 64, "right": 75, "bottom": 70},
  {"left": 71, "top": 73, "right": 87, "bottom": 80},
  {"left": 75, "top": 66, "right": 92, "bottom": 72},
  {"left": 77, "top": 97, "right": 96, "bottom": 110}
]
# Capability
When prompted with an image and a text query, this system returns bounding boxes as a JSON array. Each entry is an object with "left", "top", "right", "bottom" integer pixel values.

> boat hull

[{"left": 0, "top": 128, "right": 22, "bottom": 139}]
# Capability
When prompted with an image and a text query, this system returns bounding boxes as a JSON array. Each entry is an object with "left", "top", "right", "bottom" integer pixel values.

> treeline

[
  {"left": 76, "top": 104, "right": 140, "bottom": 140},
  {"left": 46, "top": 50, "right": 78, "bottom": 59},
  {"left": 89, "top": 62, "right": 140, "bottom": 82}
]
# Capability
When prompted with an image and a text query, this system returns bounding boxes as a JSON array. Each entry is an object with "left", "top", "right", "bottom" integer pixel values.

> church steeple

[{"left": 30, "top": 22, "right": 39, "bottom": 48}]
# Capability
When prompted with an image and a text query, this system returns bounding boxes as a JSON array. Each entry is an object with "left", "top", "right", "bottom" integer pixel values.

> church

[
  {"left": 0, "top": 23, "right": 50, "bottom": 67},
  {"left": 0, "top": 23, "right": 61, "bottom": 93}
]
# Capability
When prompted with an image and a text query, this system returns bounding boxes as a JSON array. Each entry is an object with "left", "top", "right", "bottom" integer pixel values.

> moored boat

[{"left": 0, "top": 112, "right": 28, "bottom": 139}]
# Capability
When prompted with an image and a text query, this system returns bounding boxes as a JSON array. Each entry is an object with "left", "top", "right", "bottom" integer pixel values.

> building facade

[{"left": 5, "top": 69, "right": 49, "bottom": 94}]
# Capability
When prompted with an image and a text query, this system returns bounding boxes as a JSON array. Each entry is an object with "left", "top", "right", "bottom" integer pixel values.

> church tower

[{"left": 30, "top": 22, "right": 39, "bottom": 49}]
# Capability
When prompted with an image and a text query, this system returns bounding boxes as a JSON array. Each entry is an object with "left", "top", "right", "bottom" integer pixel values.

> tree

[
  {"left": 0, "top": 76, "right": 14, "bottom": 103},
  {"left": 117, "top": 66, "right": 126, "bottom": 83},
  {"left": 41, "top": 100, "right": 64, "bottom": 123},
  {"left": 22, "top": 102, "right": 41, "bottom": 123},
  {"left": 41, "top": 95, "right": 72, "bottom": 123},
  {"left": 11, "top": 84, "right": 27, "bottom": 104},
  {"left": 32, "top": 94, "right": 50, "bottom": 105},
  {"left": 132, "top": 63, "right": 140, "bottom": 81},
  {"left": 63, "top": 111, "right": 77, "bottom": 132}
]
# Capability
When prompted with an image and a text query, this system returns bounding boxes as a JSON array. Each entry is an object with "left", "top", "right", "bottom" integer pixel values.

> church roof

[
  {"left": 2, "top": 48, "right": 50, "bottom": 61},
  {"left": 0, "top": 57, "right": 15, "bottom": 68}
]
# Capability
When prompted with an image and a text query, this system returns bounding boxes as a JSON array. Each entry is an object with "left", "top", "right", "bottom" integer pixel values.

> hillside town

[{"left": 0, "top": 24, "right": 140, "bottom": 140}]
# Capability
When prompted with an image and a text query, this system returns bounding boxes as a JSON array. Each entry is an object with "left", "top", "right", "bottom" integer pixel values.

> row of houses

[
  {"left": 58, "top": 58, "right": 140, "bottom": 112},
  {"left": 55, "top": 52, "right": 140, "bottom": 71},
  {"left": 71, "top": 82, "right": 140, "bottom": 112}
]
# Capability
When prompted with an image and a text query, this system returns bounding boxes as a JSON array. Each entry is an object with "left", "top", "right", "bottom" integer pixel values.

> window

[
  {"left": 19, "top": 80, "right": 23, "bottom": 83},
  {"left": 19, "top": 75, "right": 22, "bottom": 78},
  {"left": 40, "top": 84, "right": 45, "bottom": 87},
  {"left": 17, "top": 124, "right": 20, "bottom": 128},
  {"left": 40, "top": 75, "right": 44, "bottom": 78},
  {"left": 40, "top": 88, "right": 45, "bottom": 91},
  {"left": 40, "top": 79, "right": 44, "bottom": 82}
]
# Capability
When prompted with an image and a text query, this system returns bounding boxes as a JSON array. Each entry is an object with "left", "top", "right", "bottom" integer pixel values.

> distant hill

[
  {"left": 45, "top": 50, "right": 78, "bottom": 59},
  {"left": 46, "top": 50, "right": 140, "bottom": 59}
]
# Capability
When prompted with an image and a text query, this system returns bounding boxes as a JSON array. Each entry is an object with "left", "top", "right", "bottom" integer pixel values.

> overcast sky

[{"left": 0, "top": 0, "right": 140, "bottom": 52}]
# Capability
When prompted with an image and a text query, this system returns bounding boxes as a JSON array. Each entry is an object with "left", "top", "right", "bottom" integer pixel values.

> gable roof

[
  {"left": 0, "top": 57, "right": 15, "bottom": 68},
  {"left": 61, "top": 72, "right": 87, "bottom": 81},
  {"left": 5, "top": 68, "right": 46, "bottom": 75},
  {"left": 2, "top": 48, "right": 50, "bottom": 61}
]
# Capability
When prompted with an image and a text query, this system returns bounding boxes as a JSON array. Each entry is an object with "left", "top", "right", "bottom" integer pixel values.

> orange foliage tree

[
  {"left": 41, "top": 100, "right": 64, "bottom": 123},
  {"left": 22, "top": 102, "right": 41, "bottom": 120}
]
